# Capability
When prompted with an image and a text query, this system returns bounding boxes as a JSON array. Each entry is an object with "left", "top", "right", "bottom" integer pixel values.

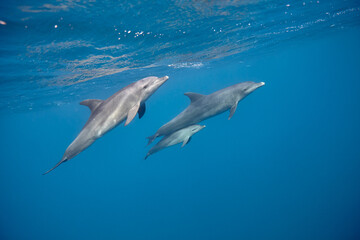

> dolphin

[
  {"left": 145, "top": 124, "right": 206, "bottom": 159},
  {"left": 147, "top": 81, "right": 264, "bottom": 144},
  {"left": 44, "top": 76, "right": 169, "bottom": 174}
]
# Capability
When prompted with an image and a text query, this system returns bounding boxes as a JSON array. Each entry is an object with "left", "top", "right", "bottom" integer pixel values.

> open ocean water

[{"left": 1, "top": 0, "right": 360, "bottom": 239}]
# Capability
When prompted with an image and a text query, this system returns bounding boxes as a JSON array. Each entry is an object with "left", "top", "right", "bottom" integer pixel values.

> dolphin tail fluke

[
  {"left": 144, "top": 153, "right": 150, "bottom": 160},
  {"left": 146, "top": 134, "right": 158, "bottom": 146},
  {"left": 43, "top": 157, "right": 67, "bottom": 175}
]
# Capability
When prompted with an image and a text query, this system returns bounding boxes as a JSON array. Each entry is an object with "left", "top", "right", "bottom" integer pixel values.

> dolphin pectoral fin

[
  {"left": 138, "top": 102, "right": 146, "bottom": 119},
  {"left": 125, "top": 102, "right": 140, "bottom": 126},
  {"left": 184, "top": 92, "right": 205, "bottom": 103},
  {"left": 229, "top": 102, "right": 238, "bottom": 120},
  {"left": 181, "top": 137, "right": 192, "bottom": 147},
  {"left": 80, "top": 99, "right": 103, "bottom": 112}
]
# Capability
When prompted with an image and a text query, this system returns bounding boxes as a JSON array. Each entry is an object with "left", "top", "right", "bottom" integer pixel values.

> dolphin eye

[{"left": 143, "top": 85, "right": 148, "bottom": 89}]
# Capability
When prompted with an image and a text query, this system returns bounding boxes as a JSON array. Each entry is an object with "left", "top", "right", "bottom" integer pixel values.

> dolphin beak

[
  {"left": 254, "top": 82, "right": 265, "bottom": 90},
  {"left": 161, "top": 76, "right": 169, "bottom": 81},
  {"left": 246, "top": 81, "right": 265, "bottom": 94},
  {"left": 152, "top": 76, "right": 169, "bottom": 88},
  {"left": 255, "top": 82, "right": 265, "bottom": 88},
  {"left": 156, "top": 75, "right": 169, "bottom": 86}
]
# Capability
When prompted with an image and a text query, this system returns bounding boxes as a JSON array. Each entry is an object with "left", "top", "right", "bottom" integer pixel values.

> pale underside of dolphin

[
  {"left": 147, "top": 81, "right": 265, "bottom": 145},
  {"left": 145, "top": 124, "right": 206, "bottom": 159},
  {"left": 43, "top": 76, "right": 169, "bottom": 175}
]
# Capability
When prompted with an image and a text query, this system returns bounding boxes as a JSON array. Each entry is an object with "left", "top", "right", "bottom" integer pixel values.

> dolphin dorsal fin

[
  {"left": 184, "top": 92, "right": 204, "bottom": 102},
  {"left": 80, "top": 99, "right": 103, "bottom": 112}
]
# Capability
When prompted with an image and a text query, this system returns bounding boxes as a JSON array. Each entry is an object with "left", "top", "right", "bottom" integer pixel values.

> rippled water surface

[{"left": 0, "top": 0, "right": 359, "bottom": 111}]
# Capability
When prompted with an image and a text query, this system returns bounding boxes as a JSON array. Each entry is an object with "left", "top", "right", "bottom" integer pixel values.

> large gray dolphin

[
  {"left": 44, "top": 76, "right": 169, "bottom": 174},
  {"left": 145, "top": 124, "right": 206, "bottom": 159},
  {"left": 147, "top": 81, "right": 264, "bottom": 144}
]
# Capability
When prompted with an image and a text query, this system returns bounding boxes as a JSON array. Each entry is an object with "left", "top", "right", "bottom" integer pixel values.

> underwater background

[{"left": 1, "top": 0, "right": 360, "bottom": 239}]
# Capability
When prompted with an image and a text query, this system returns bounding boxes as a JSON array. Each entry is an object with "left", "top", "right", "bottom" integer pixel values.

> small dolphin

[
  {"left": 44, "top": 76, "right": 169, "bottom": 174},
  {"left": 145, "top": 124, "right": 206, "bottom": 159},
  {"left": 147, "top": 81, "right": 264, "bottom": 144}
]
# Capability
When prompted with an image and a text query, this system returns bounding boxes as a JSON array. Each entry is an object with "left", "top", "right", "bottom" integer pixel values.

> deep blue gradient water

[{"left": 1, "top": 1, "right": 360, "bottom": 239}]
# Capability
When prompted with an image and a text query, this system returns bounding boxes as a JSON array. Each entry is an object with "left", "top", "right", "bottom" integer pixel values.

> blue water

[{"left": 1, "top": 0, "right": 360, "bottom": 239}]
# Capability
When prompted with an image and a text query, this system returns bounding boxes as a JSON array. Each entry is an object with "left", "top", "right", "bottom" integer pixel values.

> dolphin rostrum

[
  {"left": 145, "top": 124, "right": 206, "bottom": 159},
  {"left": 147, "top": 81, "right": 264, "bottom": 144},
  {"left": 44, "top": 76, "right": 169, "bottom": 174}
]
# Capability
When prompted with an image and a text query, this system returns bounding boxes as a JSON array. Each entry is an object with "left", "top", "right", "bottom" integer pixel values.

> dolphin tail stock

[
  {"left": 43, "top": 157, "right": 68, "bottom": 175},
  {"left": 146, "top": 133, "right": 159, "bottom": 146}
]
